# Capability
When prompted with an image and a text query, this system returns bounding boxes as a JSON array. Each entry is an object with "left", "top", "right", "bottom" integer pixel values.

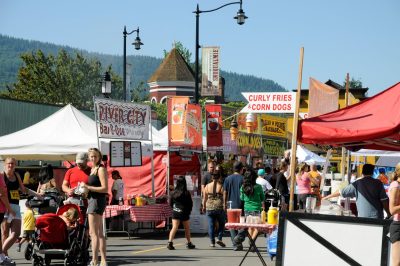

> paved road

[{"left": 11, "top": 231, "right": 277, "bottom": 265}]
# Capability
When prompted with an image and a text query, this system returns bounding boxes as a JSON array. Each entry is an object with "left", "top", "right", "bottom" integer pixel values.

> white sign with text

[
  {"left": 240, "top": 92, "right": 296, "bottom": 113},
  {"left": 95, "top": 98, "right": 150, "bottom": 140}
]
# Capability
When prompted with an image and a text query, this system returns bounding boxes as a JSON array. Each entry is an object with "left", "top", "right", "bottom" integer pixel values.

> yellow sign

[
  {"left": 236, "top": 114, "right": 287, "bottom": 138},
  {"left": 259, "top": 115, "right": 286, "bottom": 138},
  {"left": 236, "top": 133, "right": 287, "bottom": 157}
]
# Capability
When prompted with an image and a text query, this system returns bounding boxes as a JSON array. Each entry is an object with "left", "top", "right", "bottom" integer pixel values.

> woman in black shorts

[
  {"left": 82, "top": 148, "right": 108, "bottom": 266},
  {"left": 167, "top": 176, "right": 195, "bottom": 250},
  {"left": 389, "top": 164, "right": 400, "bottom": 266}
]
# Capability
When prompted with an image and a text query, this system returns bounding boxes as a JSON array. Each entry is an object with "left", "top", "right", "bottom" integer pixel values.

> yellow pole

[
  {"left": 289, "top": 47, "right": 304, "bottom": 212},
  {"left": 340, "top": 73, "right": 350, "bottom": 179}
]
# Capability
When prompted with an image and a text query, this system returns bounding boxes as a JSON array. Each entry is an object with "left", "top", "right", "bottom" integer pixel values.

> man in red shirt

[{"left": 62, "top": 153, "right": 90, "bottom": 197}]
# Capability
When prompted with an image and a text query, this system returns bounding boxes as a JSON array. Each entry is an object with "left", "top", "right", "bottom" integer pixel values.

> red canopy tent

[
  {"left": 298, "top": 82, "right": 400, "bottom": 151},
  {"left": 105, "top": 151, "right": 201, "bottom": 198}
]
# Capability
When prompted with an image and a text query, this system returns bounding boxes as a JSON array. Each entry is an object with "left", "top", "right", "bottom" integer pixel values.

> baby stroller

[
  {"left": 28, "top": 188, "right": 64, "bottom": 214},
  {"left": 29, "top": 203, "right": 90, "bottom": 266}
]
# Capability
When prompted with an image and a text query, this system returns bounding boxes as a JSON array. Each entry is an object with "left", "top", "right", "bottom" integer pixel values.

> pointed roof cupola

[{"left": 148, "top": 48, "right": 195, "bottom": 103}]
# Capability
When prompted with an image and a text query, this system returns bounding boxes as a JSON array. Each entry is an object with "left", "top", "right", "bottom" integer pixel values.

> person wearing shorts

[
  {"left": 167, "top": 176, "right": 195, "bottom": 250},
  {"left": 17, "top": 201, "right": 35, "bottom": 252},
  {"left": 2, "top": 157, "right": 28, "bottom": 265},
  {"left": 0, "top": 159, "right": 16, "bottom": 265},
  {"left": 82, "top": 148, "right": 108, "bottom": 266},
  {"left": 389, "top": 164, "right": 400, "bottom": 266}
]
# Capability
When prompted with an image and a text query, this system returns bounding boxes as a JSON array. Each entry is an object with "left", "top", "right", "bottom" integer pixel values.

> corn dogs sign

[{"left": 240, "top": 92, "right": 296, "bottom": 113}]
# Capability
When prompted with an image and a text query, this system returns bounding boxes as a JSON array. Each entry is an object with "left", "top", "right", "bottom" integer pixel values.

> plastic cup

[
  {"left": 240, "top": 216, "right": 245, "bottom": 223},
  {"left": 227, "top": 209, "right": 241, "bottom": 223}
]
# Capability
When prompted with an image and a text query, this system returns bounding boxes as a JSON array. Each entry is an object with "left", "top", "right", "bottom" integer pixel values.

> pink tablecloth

[
  {"left": 225, "top": 222, "right": 277, "bottom": 234},
  {"left": 104, "top": 204, "right": 172, "bottom": 222}
]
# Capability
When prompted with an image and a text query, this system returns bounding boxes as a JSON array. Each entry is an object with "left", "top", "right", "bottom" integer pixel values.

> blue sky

[{"left": 0, "top": 0, "right": 399, "bottom": 96}]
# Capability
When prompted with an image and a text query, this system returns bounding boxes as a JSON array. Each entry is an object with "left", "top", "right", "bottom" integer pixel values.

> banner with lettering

[
  {"left": 236, "top": 113, "right": 287, "bottom": 138},
  {"left": 236, "top": 133, "right": 287, "bottom": 157},
  {"left": 259, "top": 114, "right": 287, "bottom": 138},
  {"left": 94, "top": 98, "right": 150, "bottom": 140},
  {"left": 167, "top": 96, "right": 189, "bottom": 147},
  {"left": 205, "top": 104, "right": 223, "bottom": 147},
  {"left": 201, "top": 46, "right": 220, "bottom": 96},
  {"left": 240, "top": 92, "right": 296, "bottom": 113}
]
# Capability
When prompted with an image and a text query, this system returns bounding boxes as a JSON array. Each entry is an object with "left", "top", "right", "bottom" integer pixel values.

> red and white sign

[
  {"left": 240, "top": 92, "right": 296, "bottom": 113},
  {"left": 95, "top": 98, "right": 150, "bottom": 140}
]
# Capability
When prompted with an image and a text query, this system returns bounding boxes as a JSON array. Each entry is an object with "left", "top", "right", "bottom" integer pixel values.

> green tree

[
  {"left": 343, "top": 78, "right": 363, "bottom": 89},
  {"left": 150, "top": 102, "right": 167, "bottom": 127},
  {"left": 163, "top": 41, "right": 193, "bottom": 67},
  {"left": 131, "top": 81, "right": 149, "bottom": 102},
  {"left": 2, "top": 49, "right": 121, "bottom": 109}
]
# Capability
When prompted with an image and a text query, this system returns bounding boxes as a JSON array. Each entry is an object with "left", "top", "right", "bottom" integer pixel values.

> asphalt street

[{"left": 11, "top": 231, "right": 277, "bottom": 265}]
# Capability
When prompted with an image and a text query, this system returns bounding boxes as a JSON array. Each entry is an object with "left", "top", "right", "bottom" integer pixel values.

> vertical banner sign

[
  {"left": 167, "top": 96, "right": 189, "bottom": 147},
  {"left": 185, "top": 103, "right": 202, "bottom": 150},
  {"left": 94, "top": 98, "right": 150, "bottom": 140},
  {"left": 201, "top": 46, "right": 220, "bottom": 96},
  {"left": 205, "top": 104, "right": 223, "bottom": 147}
]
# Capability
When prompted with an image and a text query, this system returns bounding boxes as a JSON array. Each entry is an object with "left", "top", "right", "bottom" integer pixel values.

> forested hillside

[{"left": 0, "top": 34, "right": 286, "bottom": 101}]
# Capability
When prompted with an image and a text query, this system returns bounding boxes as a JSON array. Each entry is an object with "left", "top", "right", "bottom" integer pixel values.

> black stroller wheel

[
  {"left": 44, "top": 256, "right": 51, "bottom": 266},
  {"left": 32, "top": 256, "right": 44, "bottom": 266},
  {"left": 64, "top": 257, "right": 76, "bottom": 266},
  {"left": 25, "top": 242, "right": 34, "bottom": 260}
]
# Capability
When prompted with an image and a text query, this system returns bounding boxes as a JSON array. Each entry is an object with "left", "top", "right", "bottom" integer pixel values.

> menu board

[{"left": 110, "top": 141, "right": 142, "bottom": 167}]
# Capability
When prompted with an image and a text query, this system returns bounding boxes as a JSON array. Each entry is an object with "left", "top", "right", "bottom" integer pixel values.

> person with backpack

[
  {"left": 167, "top": 176, "right": 195, "bottom": 250},
  {"left": 202, "top": 166, "right": 226, "bottom": 248}
]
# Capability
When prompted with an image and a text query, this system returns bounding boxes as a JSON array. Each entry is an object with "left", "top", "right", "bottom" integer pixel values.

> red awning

[{"left": 298, "top": 82, "right": 400, "bottom": 151}]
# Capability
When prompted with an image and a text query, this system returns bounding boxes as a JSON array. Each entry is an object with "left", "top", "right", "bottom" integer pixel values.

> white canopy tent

[
  {"left": 0, "top": 104, "right": 165, "bottom": 161},
  {"left": 0, "top": 104, "right": 97, "bottom": 161},
  {"left": 350, "top": 149, "right": 400, "bottom": 167},
  {"left": 296, "top": 145, "right": 327, "bottom": 165}
]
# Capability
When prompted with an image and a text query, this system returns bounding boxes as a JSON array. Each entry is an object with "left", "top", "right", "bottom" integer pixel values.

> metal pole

[
  {"left": 195, "top": 5, "right": 200, "bottom": 104},
  {"left": 123, "top": 26, "right": 127, "bottom": 102}
]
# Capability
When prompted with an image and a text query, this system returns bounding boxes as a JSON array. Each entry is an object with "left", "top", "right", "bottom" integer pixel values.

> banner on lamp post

[
  {"left": 240, "top": 92, "right": 296, "bottom": 113},
  {"left": 201, "top": 46, "right": 220, "bottom": 96},
  {"left": 205, "top": 104, "right": 223, "bottom": 147},
  {"left": 167, "top": 96, "right": 202, "bottom": 150}
]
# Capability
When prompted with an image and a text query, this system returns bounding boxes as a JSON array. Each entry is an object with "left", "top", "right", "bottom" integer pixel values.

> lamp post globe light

[
  {"left": 193, "top": 0, "right": 247, "bottom": 104},
  {"left": 101, "top": 71, "right": 112, "bottom": 98},
  {"left": 123, "top": 26, "right": 143, "bottom": 102}
]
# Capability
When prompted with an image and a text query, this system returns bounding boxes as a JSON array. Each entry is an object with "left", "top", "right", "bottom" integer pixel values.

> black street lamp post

[
  {"left": 123, "top": 26, "right": 143, "bottom": 101},
  {"left": 193, "top": 0, "right": 247, "bottom": 104}
]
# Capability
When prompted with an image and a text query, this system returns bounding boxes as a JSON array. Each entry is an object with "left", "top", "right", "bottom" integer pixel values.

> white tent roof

[
  {"left": 351, "top": 149, "right": 400, "bottom": 157},
  {"left": 0, "top": 104, "right": 98, "bottom": 160},
  {"left": 296, "top": 145, "right": 327, "bottom": 165}
]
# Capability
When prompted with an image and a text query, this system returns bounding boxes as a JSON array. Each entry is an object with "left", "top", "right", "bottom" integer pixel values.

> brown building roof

[{"left": 148, "top": 48, "right": 195, "bottom": 83}]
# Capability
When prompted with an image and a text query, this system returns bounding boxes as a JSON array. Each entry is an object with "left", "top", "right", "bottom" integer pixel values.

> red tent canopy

[
  {"left": 298, "top": 82, "right": 400, "bottom": 151},
  {"left": 106, "top": 151, "right": 201, "bottom": 198}
]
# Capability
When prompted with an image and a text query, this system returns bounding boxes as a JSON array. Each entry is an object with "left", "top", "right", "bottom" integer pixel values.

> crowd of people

[
  {"left": 0, "top": 148, "right": 111, "bottom": 266},
  {"left": 1, "top": 149, "right": 400, "bottom": 265},
  {"left": 165, "top": 155, "right": 400, "bottom": 265}
]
